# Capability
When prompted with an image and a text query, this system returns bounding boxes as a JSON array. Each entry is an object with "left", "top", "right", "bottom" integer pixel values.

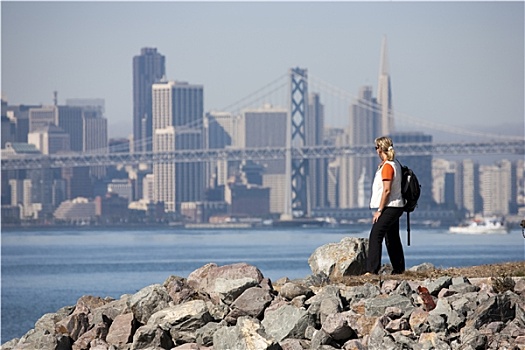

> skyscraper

[
  {"left": 133, "top": 47, "right": 165, "bottom": 153},
  {"left": 152, "top": 81, "right": 204, "bottom": 212},
  {"left": 338, "top": 86, "right": 380, "bottom": 208},
  {"left": 239, "top": 105, "right": 288, "bottom": 214},
  {"left": 377, "top": 35, "right": 393, "bottom": 136}
]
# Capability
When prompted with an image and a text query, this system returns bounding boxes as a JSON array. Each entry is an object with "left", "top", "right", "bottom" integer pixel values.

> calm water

[{"left": 1, "top": 225, "right": 524, "bottom": 343}]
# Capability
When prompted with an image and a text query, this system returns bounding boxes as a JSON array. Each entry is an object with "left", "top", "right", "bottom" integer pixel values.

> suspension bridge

[{"left": 2, "top": 68, "right": 523, "bottom": 216}]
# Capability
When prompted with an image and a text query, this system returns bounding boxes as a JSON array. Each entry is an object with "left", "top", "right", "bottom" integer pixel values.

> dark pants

[{"left": 367, "top": 207, "right": 405, "bottom": 274}]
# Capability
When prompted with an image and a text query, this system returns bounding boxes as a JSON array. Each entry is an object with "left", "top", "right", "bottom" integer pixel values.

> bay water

[{"left": 2, "top": 225, "right": 524, "bottom": 343}]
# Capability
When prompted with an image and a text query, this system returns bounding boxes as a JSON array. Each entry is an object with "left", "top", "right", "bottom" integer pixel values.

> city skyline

[{"left": 2, "top": 2, "right": 523, "bottom": 139}]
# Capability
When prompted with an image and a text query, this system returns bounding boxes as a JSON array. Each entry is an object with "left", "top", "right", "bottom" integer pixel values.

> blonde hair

[{"left": 375, "top": 136, "right": 395, "bottom": 161}]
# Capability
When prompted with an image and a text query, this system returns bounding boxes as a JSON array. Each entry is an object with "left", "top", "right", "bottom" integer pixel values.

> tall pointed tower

[{"left": 377, "top": 36, "right": 394, "bottom": 135}]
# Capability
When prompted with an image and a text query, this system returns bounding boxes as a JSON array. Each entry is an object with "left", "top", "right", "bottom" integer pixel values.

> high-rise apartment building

[
  {"left": 152, "top": 81, "right": 204, "bottom": 212},
  {"left": 455, "top": 159, "right": 483, "bottom": 216},
  {"left": 133, "top": 47, "right": 166, "bottom": 153},
  {"left": 480, "top": 160, "right": 517, "bottom": 216}
]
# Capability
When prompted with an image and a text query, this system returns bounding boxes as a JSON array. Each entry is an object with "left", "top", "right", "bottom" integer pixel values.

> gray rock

[
  {"left": 279, "top": 338, "right": 304, "bottom": 350},
  {"left": 311, "top": 328, "right": 336, "bottom": 348},
  {"left": 213, "top": 316, "right": 280, "bottom": 350},
  {"left": 448, "top": 283, "right": 480, "bottom": 294},
  {"left": 308, "top": 237, "right": 368, "bottom": 279},
  {"left": 195, "top": 322, "right": 221, "bottom": 346},
  {"left": 279, "top": 282, "right": 313, "bottom": 301},
  {"left": 408, "top": 262, "right": 435, "bottom": 272},
  {"left": 56, "top": 312, "right": 90, "bottom": 341},
  {"left": 127, "top": 284, "right": 171, "bottom": 325},
  {"left": 341, "top": 283, "right": 380, "bottom": 304},
  {"left": 429, "top": 298, "right": 465, "bottom": 332},
  {"left": 226, "top": 287, "right": 273, "bottom": 323},
  {"left": 90, "top": 296, "right": 131, "bottom": 326},
  {"left": 409, "top": 307, "right": 429, "bottom": 335},
  {"left": 367, "top": 319, "right": 398, "bottom": 350},
  {"left": 427, "top": 313, "right": 446, "bottom": 333},
  {"left": 468, "top": 294, "right": 515, "bottom": 329},
  {"left": 393, "top": 280, "right": 414, "bottom": 298},
  {"left": 106, "top": 313, "right": 137, "bottom": 347},
  {"left": 459, "top": 326, "right": 487, "bottom": 350},
  {"left": 384, "top": 318, "right": 410, "bottom": 332},
  {"left": 262, "top": 304, "right": 314, "bottom": 342},
  {"left": 147, "top": 299, "right": 212, "bottom": 343},
  {"left": 342, "top": 339, "right": 367, "bottom": 350},
  {"left": 187, "top": 263, "right": 263, "bottom": 305},
  {"left": 425, "top": 276, "right": 453, "bottom": 296},
  {"left": 130, "top": 324, "right": 174, "bottom": 350},
  {"left": 364, "top": 294, "right": 414, "bottom": 317},
  {"left": 322, "top": 312, "right": 356, "bottom": 341}
]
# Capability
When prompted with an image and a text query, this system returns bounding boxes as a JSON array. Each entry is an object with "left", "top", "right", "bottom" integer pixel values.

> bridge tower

[{"left": 283, "top": 67, "right": 309, "bottom": 219}]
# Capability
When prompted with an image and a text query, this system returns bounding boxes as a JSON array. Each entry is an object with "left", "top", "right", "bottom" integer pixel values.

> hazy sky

[{"left": 2, "top": 1, "right": 524, "bottom": 139}]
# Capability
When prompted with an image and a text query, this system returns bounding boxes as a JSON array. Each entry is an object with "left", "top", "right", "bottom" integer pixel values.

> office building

[
  {"left": 27, "top": 124, "right": 70, "bottom": 155},
  {"left": 307, "top": 93, "right": 328, "bottom": 210},
  {"left": 338, "top": 86, "right": 380, "bottom": 208},
  {"left": 28, "top": 106, "right": 56, "bottom": 132},
  {"left": 239, "top": 104, "right": 287, "bottom": 214},
  {"left": 133, "top": 47, "right": 166, "bottom": 153},
  {"left": 205, "top": 111, "right": 243, "bottom": 188},
  {"left": 152, "top": 81, "right": 205, "bottom": 212}
]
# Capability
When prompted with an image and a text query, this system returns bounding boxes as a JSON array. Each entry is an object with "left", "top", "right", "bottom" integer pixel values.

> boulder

[
  {"left": 213, "top": 316, "right": 280, "bottom": 350},
  {"left": 130, "top": 324, "right": 174, "bottom": 350},
  {"left": 127, "top": 284, "right": 171, "bottom": 325},
  {"left": 308, "top": 237, "right": 368, "bottom": 279},
  {"left": 147, "top": 299, "right": 213, "bottom": 343},
  {"left": 187, "top": 263, "right": 264, "bottom": 305},
  {"left": 262, "top": 304, "right": 314, "bottom": 342},
  {"left": 225, "top": 286, "right": 274, "bottom": 323},
  {"left": 106, "top": 313, "right": 138, "bottom": 347}
]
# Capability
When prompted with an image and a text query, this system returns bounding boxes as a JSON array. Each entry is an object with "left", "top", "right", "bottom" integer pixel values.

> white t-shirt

[{"left": 369, "top": 160, "right": 404, "bottom": 209}]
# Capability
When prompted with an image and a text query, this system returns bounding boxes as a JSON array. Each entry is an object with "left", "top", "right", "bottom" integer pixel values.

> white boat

[{"left": 449, "top": 217, "right": 509, "bottom": 234}]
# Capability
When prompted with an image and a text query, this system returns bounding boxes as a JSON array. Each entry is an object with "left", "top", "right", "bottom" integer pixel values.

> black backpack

[{"left": 397, "top": 160, "right": 421, "bottom": 245}]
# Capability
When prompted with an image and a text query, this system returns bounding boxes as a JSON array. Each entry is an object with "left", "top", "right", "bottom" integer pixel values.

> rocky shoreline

[{"left": 2, "top": 237, "right": 524, "bottom": 350}]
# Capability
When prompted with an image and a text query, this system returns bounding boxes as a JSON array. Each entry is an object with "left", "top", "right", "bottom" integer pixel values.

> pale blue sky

[{"left": 2, "top": 1, "right": 524, "bottom": 139}]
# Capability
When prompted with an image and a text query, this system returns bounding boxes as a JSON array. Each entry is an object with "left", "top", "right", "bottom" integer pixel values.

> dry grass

[{"left": 336, "top": 261, "right": 525, "bottom": 286}]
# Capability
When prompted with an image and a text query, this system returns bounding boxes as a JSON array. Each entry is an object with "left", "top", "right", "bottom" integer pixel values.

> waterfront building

[
  {"left": 152, "top": 81, "right": 205, "bottom": 212},
  {"left": 480, "top": 160, "right": 517, "bottom": 216},
  {"left": 54, "top": 197, "right": 96, "bottom": 223},
  {"left": 133, "top": 47, "right": 166, "bottom": 153},
  {"left": 107, "top": 179, "right": 133, "bottom": 203}
]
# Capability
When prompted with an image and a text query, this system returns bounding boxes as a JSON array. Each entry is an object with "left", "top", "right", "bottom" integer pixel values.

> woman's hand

[{"left": 372, "top": 211, "right": 381, "bottom": 223}]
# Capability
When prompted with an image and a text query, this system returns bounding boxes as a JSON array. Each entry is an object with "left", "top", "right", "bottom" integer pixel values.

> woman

[{"left": 367, "top": 136, "right": 405, "bottom": 275}]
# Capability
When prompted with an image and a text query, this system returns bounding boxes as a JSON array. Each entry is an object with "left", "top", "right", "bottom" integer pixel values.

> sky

[{"left": 1, "top": 1, "right": 524, "bottom": 140}]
